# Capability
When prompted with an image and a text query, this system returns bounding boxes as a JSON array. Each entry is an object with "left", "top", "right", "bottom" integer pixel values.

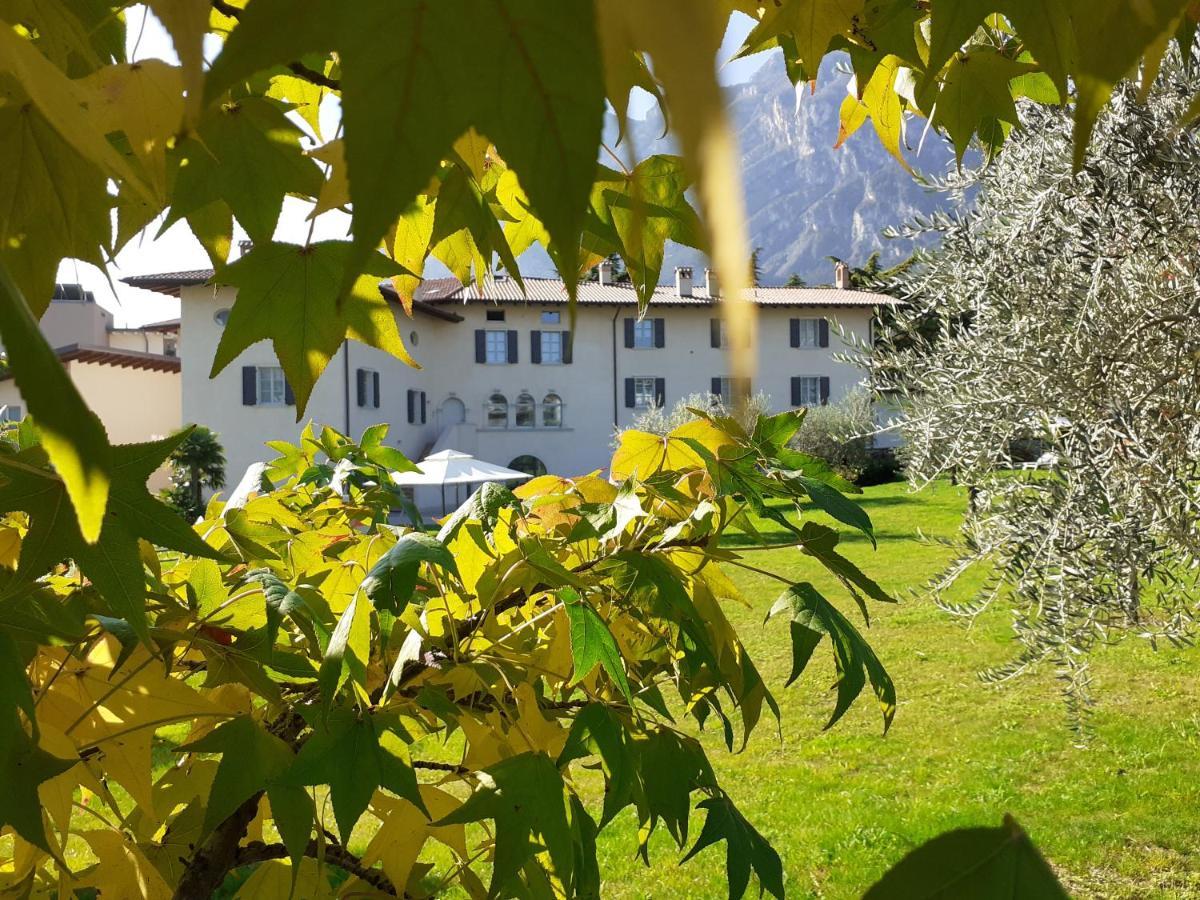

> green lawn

[{"left": 591, "top": 479, "right": 1200, "bottom": 899}]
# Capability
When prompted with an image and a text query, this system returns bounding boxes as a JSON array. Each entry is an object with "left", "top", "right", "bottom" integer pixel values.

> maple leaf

[
  {"left": 0, "top": 712, "right": 74, "bottom": 854},
  {"left": 164, "top": 95, "right": 323, "bottom": 244},
  {"left": 0, "top": 432, "right": 225, "bottom": 643},
  {"left": 210, "top": 241, "right": 417, "bottom": 414},
  {"left": 437, "top": 752, "right": 575, "bottom": 894},
  {"left": 205, "top": 0, "right": 605, "bottom": 297},
  {"left": 0, "top": 77, "right": 112, "bottom": 315}
]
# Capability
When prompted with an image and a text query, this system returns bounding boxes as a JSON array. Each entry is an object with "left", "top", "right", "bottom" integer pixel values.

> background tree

[
  {"left": 785, "top": 273, "right": 807, "bottom": 287},
  {"left": 868, "top": 49, "right": 1200, "bottom": 720},
  {"left": 162, "top": 426, "right": 226, "bottom": 521}
]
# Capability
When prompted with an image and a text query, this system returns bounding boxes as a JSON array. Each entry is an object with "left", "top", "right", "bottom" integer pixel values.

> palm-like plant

[{"left": 162, "top": 426, "right": 226, "bottom": 521}]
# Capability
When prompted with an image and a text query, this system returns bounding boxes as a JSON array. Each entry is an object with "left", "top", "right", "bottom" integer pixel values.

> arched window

[
  {"left": 486, "top": 393, "right": 508, "bottom": 428},
  {"left": 542, "top": 392, "right": 563, "bottom": 428},
  {"left": 509, "top": 455, "right": 547, "bottom": 478},
  {"left": 514, "top": 392, "right": 535, "bottom": 428}
]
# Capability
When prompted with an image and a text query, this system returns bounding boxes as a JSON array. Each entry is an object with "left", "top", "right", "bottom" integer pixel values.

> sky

[{"left": 66, "top": 8, "right": 768, "bottom": 327}]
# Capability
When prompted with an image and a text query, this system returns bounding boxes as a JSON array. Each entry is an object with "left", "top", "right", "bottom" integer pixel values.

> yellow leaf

[
  {"left": 309, "top": 139, "right": 349, "bottom": 218},
  {"left": 362, "top": 787, "right": 468, "bottom": 891},
  {"left": 0, "top": 25, "right": 146, "bottom": 193},
  {"left": 388, "top": 193, "right": 437, "bottom": 310},
  {"left": 267, "top": 72, "right": 326, "bottom": 138},
  {"left": 835, "top": 93, "right": 869, "bottom": 149},
  {"left": 81, "top": 830, "right": 173, "bottom": 900},
  {"left": 862, "top": 55, "right": 913, "bottom": 174},
  {"left": 81, "top": 60, "right": 185, "bottom": 199},
  {"left": 0, "top": 526, "right": 19, "bottom": 568}
]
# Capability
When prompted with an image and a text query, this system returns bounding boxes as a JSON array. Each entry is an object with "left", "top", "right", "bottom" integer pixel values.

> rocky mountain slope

[{"left": 610, "top": 53, "right": 961, "bottom": 285}]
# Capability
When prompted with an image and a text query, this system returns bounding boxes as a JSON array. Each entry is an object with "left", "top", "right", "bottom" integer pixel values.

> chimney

[
  {"left": 239, "top": 239, "right": 254, "bottom": 258},
  {"left": 675, "top": 265, "right": 693, "bottom": 298},
  {"left": 598, "top": 258, "right": 614, "bottom": 285},
  {"left": 834, "top": 260, "right": 852, "bottom": 290},
  {"left": 705, "top": 268, "right": 719, "bottom": 297}
]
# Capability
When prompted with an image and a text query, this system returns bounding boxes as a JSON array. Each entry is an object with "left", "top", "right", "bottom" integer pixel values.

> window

[
  {"left": 792, "top": 318, "right": 822, "bottom": 348},
  {"left": 407, "top": 389, "right": 427, "bottom": 424},
  {"left": 540, "top": 330, "right": 563, "bottom": 364},
  {"left": 633, "top": 376, "right": 658, "bottom": 408},
  {"left": 486, "top": 392, "right": 508, "bottom": 428},
  {"left": 486, "top": 309, "right": 506, "bottom": 322},
  {"left": 515, "top": 392, "right": 535, "bottom": 427},
  {"left": 624, "top": 317, "right": 664, "bottom": 349},
  {"left": 540, "top": 310, "right": 561, "bottom": 324},
  {"left": 542, "top": 393, "right": 563, "bottom": 428},
  {"left": 793, "top": 376, "right": 821, "bottom": 407},
  {"left": 357, "top": 368, "right": 380, "bottom": 408},
  {"left": 0, "top": 405, "right": 22, "bottom": 422},
  {"left": 508, "top": 455, "right": 547, "bottom": 478},
  {"left": 711, "top": 318, "right": 727, "bottom": 348},
  {"left": 214, "top": 308, "right": 230, "bottom": 327},
  {"left": 163, "top": 336, "right": 178, "bottom": 357},
  {"left": 712, "top": 377, "right": 751, "bottom": 404},
  {"left": 256, "top": 366, "right": 287, "bottom": 405},
  {"left": 633, "top": 319, "right": 655, "bottom": 348},
  {"left": 485, "top": 330, "right": 509, "bottom": 364}
]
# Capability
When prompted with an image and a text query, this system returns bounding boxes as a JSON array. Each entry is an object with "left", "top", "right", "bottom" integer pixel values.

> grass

[{"left": 590, "top": 479, "right": 1200, "bottom": 899}]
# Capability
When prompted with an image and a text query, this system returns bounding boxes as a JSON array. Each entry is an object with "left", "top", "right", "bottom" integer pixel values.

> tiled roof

[
  {"left": 0, "top": 345, "right": 181, "bottom": 381},
  {"left": 125, "top": 269, "right": 898, "bottom": 310},
  {"left": 122, "top": 269, "right": 464, "bottom": 322},
  {"left": 415, "top": 275, "right": 898, "bottom": 308}
]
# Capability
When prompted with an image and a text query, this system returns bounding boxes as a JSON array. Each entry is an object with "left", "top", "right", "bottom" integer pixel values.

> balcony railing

[{"left": 480, "top": 401, "right": 567, "bottom": 430}]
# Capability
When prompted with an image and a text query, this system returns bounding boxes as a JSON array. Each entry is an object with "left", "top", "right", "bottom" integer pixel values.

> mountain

[{"left": 606, "top": 53, "right": 960, "bottom": 286}]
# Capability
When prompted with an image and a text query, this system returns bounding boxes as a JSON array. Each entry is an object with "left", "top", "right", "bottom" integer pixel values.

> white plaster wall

[{"left": 109, "top": 330, "right": 170, "bottom": 355}]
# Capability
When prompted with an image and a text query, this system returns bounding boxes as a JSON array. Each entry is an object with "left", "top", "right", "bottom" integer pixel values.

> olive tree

[{"left": 868, "top": 50, "right": 1200, "bottom": 715}]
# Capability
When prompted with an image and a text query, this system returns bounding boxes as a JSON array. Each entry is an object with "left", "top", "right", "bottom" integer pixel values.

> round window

[
  {"left": 409, "top": 330, "right": 419, "bottom": 346},
  {"left": 214, "top": 308, "right": 231, "bottom": 327}
]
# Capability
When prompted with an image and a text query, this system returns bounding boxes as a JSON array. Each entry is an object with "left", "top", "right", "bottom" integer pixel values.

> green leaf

[
  {"left": 164, "top": 95, "right": 323, "bottom": 244},
  {"left": 342, "top": 0, "right": 603, "bottom": 296},
  {"left": 681, "top": 796, "right": 785, "bottom": 900},
  {"left": 0, "top": 264, "right": 111, "bottom": 542},
  {"left": 318, "top": 591, "right": 371, "bottom": 703},
  {"left": 864, "top": 815, "right": 1069, "bottom": 899},
  {"left": 177, "top": 715, "right": 296, "bottom": 837},
  {"left": 561, "top": 588, "right": 633, "bottom": 703},
  {"left": 775, "top": 448, "right": 860, "bottom": 493},
  {"left": 743, "top": 0, "right": 864, "bottom": 76},
  {"left": 924, "top": 0, "right": 993, "bottom": 81},
  {"left": 362, "top": 532, "right": 459, "bottom": 615},
  {"left": 768, "top": 582, "right": 896, "bottom": 730},
  {"left": 0, "top": 433, "right": 223, "bottom": 644},
  {"left": 0, "top": 78, "right": 113, "bottom": 314},
  {"left": 283, "top": 707, "right": 425, "bottom": 841},
  {"left": 588, "top": 155, "right": 703, "bottom": 308},
  {"left": 210, "top": 241, "right": 416, "bottom": 413},
  {"left": 1002, "top": 0, "right": 1077, "bottom": 100},
  {"left": 0, "top": 711, "right": 74, "bottom": 854},
  {"left": 210, "top": 0, "right": 605, "bottom": 296},
  {"left": 1065, "top": 0, "right": 1191, "bottom": 168},
  {"left": 797, "top": 475, "right": 875, "bottom": 546},
  {"left": 556, "top": 704, "right": 636, "bottom": 825},
  {"left": 437, "top": 481, "right": 522, "bottom": 545},
  {"left": 437, "top": 752, "right": 574, "bottom": 894},
  {"left": 941, "top": 49, "right": 1033, "bottom": 162},
  {"left": 797, "top": 522, "right": 894, "bottom": 606}
]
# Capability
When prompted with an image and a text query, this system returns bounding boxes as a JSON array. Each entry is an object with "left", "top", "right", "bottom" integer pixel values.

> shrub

[
  {"left": 789, "top": 388, "right": 879, "bottom": 484},
  {"left": 162, "top": 425, "right": 227, "bottom": 520}
]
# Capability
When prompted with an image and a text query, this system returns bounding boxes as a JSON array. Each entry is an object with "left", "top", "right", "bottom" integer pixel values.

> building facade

[
  {"left": 125, "top": 264, "right": 892, "bottom": 508},
  {"left": 0, "top": 284, "right": 182, "bottom": 490}
]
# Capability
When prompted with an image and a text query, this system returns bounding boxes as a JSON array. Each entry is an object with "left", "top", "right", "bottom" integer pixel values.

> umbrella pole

[{"left": 441, "top": 483, "right": 446, "bottom": 517}]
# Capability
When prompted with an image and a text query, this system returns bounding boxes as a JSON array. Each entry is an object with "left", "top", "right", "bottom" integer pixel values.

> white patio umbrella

[{"left": 390, "top": 449, "right": 531, "bottom": 514}]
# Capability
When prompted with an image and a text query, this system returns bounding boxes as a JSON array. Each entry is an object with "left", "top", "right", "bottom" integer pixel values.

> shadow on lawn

[{"left": 721, "top": 529, "right": 923, "bottom": 548}]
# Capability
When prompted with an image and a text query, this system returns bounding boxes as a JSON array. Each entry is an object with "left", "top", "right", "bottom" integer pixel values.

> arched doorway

[
  {"left": 508, "top": 455, "right": 547, "bottom": 478},
  {"left": 440, "top": 396, "right": 466, "bottom": 426}
]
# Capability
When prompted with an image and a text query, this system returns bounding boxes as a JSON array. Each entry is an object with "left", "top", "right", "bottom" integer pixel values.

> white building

[
  {"left": 124, "top": 262, "right": 892, "bottom": 507},
  {"left": 0, "top": 284, "right": 182, "bottom": 490}
]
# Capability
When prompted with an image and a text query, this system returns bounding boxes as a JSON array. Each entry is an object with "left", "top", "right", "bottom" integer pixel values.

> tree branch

[
  {"left": 233, "top": 839, "right": 402, "bottom": 896},
  {"left": 171, "top": 711, "right": 308, "bottom": 900}
]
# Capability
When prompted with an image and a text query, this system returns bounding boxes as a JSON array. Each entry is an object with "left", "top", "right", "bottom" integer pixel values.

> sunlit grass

[{"left": 593, "top": 479, "right": 1200, "bottom": 898}]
